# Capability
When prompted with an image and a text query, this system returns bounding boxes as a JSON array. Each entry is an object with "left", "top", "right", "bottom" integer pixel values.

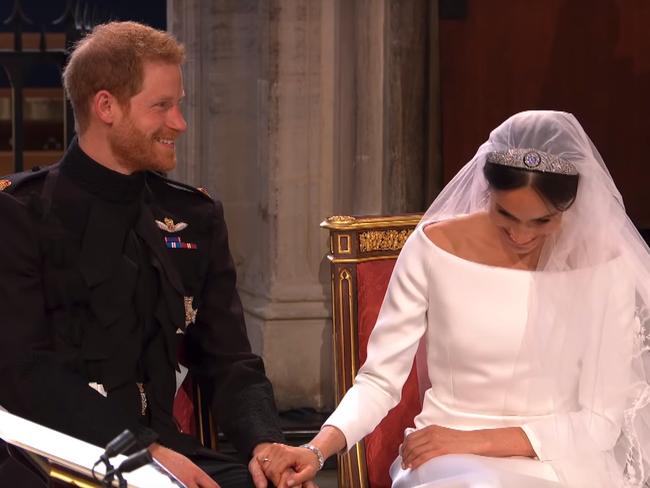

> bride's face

[{"left": 488, "top": 186, "right": 563, "bottom": 256}]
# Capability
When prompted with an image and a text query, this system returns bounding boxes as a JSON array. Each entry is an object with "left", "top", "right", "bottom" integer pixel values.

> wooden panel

[
  {"left": 439, "top": 0, "right": 650, "bottom": 227},
  {"left": 0, "top": 33, "right": 66, "bottom": 50},
  {"left": 0, "top": 151, "right": 62, "bottom": 176},
  {"left": 0, "top": 87, "right": 65, "bottom": 174}
]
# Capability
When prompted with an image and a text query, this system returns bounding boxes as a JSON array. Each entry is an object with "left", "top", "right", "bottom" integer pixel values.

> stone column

[
  {"left": 333, "top": 0, "right": 430, "bottom": 215},
  {"left": 384, "top": 0, "right": 430, "bottom": 213},
  {"left": 167, "top": 0, "right": 435, "bottom": 411},
  {"left": 168, "top": 0, "right": 335, "bottom": 410}
]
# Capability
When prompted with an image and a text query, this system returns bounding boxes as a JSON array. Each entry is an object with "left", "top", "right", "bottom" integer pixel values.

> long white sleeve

[{"left": 324, "top": 232, "right": 430, "bottom": 449}]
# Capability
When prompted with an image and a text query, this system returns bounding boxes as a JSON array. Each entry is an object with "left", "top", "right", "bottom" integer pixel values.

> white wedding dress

[{"left": 325, "top": 225, "right": 633, "bottom": 488}]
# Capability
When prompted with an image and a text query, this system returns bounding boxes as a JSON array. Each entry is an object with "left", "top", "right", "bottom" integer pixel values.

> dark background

[
  {"left": 0, "top": 0, "right": 166, "bottom": 87},
  {"left": 439, "top": 0, "right": 650, "bottom": 228}
]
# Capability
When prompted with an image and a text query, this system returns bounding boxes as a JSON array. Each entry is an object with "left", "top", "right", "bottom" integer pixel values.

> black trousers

[
  {"left": 192, "top": 452, "right": 256, "bottom": 488},
  {"left": 0, "top": 442, "right": 261, "bottom": 488}
]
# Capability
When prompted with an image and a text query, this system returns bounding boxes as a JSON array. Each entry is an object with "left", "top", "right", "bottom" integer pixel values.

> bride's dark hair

[{"left": 483, "top": 162, "right": 579, "bottom": 211}]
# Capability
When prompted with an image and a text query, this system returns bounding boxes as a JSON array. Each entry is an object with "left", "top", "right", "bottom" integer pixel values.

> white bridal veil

[{"left": 420, "top": 111, "right": 650, "bottom": 487}]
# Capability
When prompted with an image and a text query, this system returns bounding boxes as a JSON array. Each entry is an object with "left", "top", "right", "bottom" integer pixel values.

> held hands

[
  {"left": 149, "top": 443, "right": 220, "bottom": 488},
  {"left": 400, "top": 425, "right": 489, "bottom": 470},
  {"left": 149, "top": 441, "right": 320, "bottom": 488},
  {"left": 250, "top": 443, "right": 320, "bottom": 488}
]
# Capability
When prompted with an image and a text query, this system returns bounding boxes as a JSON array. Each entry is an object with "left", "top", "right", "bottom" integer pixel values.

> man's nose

[{"left": 167, "top": 105, "right": 187, "bottom": 133}]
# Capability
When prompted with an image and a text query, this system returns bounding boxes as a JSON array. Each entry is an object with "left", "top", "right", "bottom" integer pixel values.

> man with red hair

[{"left": 0, "top": 21, "right": 297, "bottom": 488}]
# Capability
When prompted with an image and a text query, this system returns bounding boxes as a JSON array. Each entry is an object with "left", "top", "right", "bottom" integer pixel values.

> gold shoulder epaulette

[{"left": 196, "top": 187, "right": 211, "bottom": 198}]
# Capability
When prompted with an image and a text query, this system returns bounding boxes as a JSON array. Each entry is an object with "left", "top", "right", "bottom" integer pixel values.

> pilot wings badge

[{"left": 156, "top": 217, "right": 188, "bottom": 233}]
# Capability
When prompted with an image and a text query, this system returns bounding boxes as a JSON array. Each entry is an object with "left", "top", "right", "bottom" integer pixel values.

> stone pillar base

[{"left": 242, "top": 290, "right": 333, "bottom": 412}]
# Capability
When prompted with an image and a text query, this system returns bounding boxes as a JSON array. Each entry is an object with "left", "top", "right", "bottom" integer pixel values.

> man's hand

[
  {"left": 149, "top": 443, "right": 219, "bottom": 488},
  {"left": 249, "top": 443, "right": 273, "bottom": 488}
]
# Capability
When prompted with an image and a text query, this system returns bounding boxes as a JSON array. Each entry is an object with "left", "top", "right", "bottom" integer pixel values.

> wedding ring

[{"left": 261, "top": 457, "right": 270, "bottom": 463}]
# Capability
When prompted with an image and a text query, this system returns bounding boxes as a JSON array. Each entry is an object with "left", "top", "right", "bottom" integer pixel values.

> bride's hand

[{"left": 399, "top": 425, "right": 488, "bottom": 470}]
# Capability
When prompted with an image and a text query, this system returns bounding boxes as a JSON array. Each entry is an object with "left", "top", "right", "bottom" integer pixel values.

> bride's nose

[{"left": 507, "top": 226, "right": 536, "bottom": 244}]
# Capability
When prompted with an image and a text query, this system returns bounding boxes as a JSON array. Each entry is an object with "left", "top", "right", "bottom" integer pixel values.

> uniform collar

[{"left": 60, "top": 138, "right": 146, "bottom": 203}]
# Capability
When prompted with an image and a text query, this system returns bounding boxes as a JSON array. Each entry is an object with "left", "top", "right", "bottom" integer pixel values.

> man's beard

[{"left": 109, "top": 117, "right": 177, "bottom": 174}]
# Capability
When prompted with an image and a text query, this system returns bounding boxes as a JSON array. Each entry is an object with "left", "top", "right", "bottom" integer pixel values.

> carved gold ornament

[
  {"left": 337, "top": 234, "right": 351, "bottom": 254},
  {"left": 359, "top": 229, "right": 413, "bottom": 253},
  {"left": 0, "top": 179, "right": 11, "bottom": 191},
  {"left": 327, "top": 215, "right": 356, "bottom": 225}
]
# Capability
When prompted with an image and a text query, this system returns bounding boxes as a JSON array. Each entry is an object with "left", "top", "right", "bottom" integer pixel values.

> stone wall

[{"left": 168, "top": 0, "right": 437, "bottom": 411}]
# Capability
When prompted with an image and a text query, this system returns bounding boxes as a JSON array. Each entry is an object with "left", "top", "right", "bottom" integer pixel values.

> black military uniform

[{"left": 0, "top": 140, "right": 283, "bottom": 486}]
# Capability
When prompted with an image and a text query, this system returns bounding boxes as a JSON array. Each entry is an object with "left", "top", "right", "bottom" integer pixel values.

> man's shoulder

[
  {"left": 0, "top": 187, "right": 35, "bottom": 235},
  {"left": 146, "top": 173, "right": 226, "bottom": 232},
  {"left": 0, "top": 188, "right": 24, "bottom": 211},
  {"left": 147, "top": 172, "right": 218, "bottom": 206},
  {"left": 0, "top": 164, "right": 56, "bottom": 199}
]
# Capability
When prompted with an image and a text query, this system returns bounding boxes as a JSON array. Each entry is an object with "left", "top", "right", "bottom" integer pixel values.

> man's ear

[{"left": 92, "top": 90, "right": 120, "bottom": 125}]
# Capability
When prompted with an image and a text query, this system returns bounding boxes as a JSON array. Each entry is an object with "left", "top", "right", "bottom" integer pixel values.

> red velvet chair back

[
  {"left": 357, "top": 260, "right": 422, "bottom": 488},
  {"left": 321, "top": 214, "right": 423, "bottom": 488},
  {"left": 173, "top": 351, "right": 218, "bottom": 450}
]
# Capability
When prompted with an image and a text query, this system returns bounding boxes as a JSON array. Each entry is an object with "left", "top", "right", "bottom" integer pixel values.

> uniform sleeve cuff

[{"left": 132, "top": 425, "right": 159, "bottom": 450}]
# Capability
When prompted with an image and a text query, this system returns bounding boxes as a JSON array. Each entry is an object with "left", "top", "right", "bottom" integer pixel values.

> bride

[{"left": 256, "top": 111, "right": 650, "bottom": 487}]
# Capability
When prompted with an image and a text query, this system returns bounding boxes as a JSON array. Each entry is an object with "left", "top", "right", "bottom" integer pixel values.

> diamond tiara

[{"left": 486, "top": 148, "right": 578, "bottom": 176}]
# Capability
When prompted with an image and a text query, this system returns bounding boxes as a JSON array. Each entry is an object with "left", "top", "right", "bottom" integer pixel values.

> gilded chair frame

[
  {"left": 194, "top": 381, "right": 219, "bottom": 450},
  {"left": 321, "top": 214, "right": 422, "bottom": 488}
]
